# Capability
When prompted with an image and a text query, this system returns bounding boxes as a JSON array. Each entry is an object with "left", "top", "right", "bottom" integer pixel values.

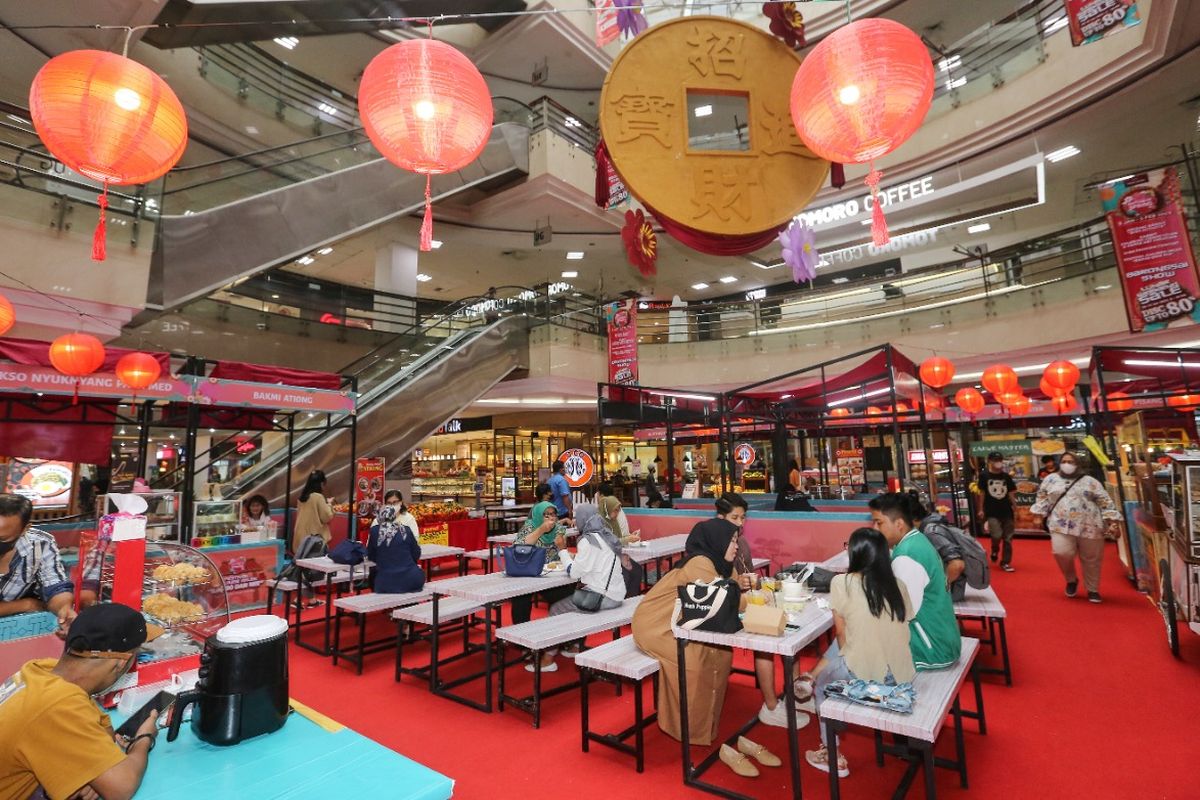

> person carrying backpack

[{"left": 919, "top": 503, "right": 990, "bottom": 602}]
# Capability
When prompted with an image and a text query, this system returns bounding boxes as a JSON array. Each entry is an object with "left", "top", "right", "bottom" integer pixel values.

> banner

[
  {"left": 419, "top": 521, "right": 449, "bottom": 547},
  {"left": 595, "top": 0, "right": 619, "bottom": 46},
  {"left": 1064, "top": 0, "right": 1140, "bottom": 46},
  {"left": 194, "top": 378, "right": 356, "bottom": 414},
  {"left": 1101, "top": 168, "right": 1200, "bottom": 333},
  {"left": 605, "top": 299, "right": 639, "bottom": 385},
  {"left": 354, "top": 457, "right": 385, "bottom": 541},
  {"left": 835, "top": 449, "right": 864, "bottom": 487},
  {"left": 0, "top": 365, "right": 189, "bottom": 402},
  {"left": 557, "top": 448, "right": 595, "bottom": 488}
]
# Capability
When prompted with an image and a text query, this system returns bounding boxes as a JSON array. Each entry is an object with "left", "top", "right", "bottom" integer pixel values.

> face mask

[
  {"left": 1059, "top": 463, "right": 1077, "bottom": 476},
  {"left": 0, "top": 538, "right": 16, "bottom": 556}
]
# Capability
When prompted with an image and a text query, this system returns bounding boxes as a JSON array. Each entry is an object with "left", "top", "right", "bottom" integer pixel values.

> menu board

[
  {"left": 835, "top": 449, "right": 864, "bottom": 487},
  {"left": 4, "top": 458, "right": 75, "bottom": 509}
]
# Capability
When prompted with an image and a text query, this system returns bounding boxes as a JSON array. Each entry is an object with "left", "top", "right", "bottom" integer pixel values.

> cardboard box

[{"left": 743, "top": 604, "right": 787, "bottom": 636}]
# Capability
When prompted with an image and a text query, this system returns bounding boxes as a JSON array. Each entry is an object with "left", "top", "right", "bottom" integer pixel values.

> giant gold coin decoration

[{"left": 600, "top": 16, "right": 828, "bottom": 239}]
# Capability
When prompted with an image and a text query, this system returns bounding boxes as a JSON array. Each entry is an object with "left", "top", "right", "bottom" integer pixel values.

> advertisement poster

[
  {"left": 5, "top": 458, "right": 74, "bottom": 509},
  {"left": 595, "top": 0, "right": 619, "bottom": 47},
  {"left": 1101, "top": 168, "right": 1200, "bottom": 332},
  {"left": 835, "top": 449, "right": 864, "bottom": 487},
  {"left": 605, "top": 299, "right": 639, "bottom": 385},
  {"left": 557, "top": 448, "right": 595, "bottom": 488},
  {"left": 969, "top": 439, "right": 1063, "bottom": 530},
  {"left": 419, "top": 521, "right": 450, "bottom": 547},
  {"left": 1064, "top": 0, "right": 1140, "bottom": 46},
  {"left": 354, "top": 457, "right": 385, "bottom": 541}
]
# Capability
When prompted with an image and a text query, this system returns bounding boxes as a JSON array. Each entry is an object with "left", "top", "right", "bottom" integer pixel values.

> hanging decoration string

[{"left": 865, "top": 166, "right": 890, "bottom": 246}]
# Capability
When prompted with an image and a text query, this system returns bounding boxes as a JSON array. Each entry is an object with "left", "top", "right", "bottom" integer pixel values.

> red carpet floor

[{"left": 288, "top": 541, "right": 1200, "bottom": 799}]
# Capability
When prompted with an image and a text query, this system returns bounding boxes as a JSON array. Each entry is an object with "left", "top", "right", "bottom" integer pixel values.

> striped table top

[{"left": 673, "top": 599, "right": 833, "bottom": 657}]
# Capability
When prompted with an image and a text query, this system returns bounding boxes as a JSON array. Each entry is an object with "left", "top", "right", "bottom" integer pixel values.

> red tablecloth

[{"left": 447, "top": 518, "right": 486, "bottom": 551}]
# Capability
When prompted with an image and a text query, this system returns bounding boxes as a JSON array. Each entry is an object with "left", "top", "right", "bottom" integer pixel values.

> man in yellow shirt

[{"left": 0, "top": 603, "right": 163, "bottom": 800}]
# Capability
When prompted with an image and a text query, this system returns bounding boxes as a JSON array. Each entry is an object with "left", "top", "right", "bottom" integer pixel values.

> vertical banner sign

[
  {"left": 605, "top": 299, "right": 639, "bottom": 385},
  {"left": 557, "top": 448, "right": 595, "bottom": 488},
  {"left": 1101, "top": 168, "right": 1200, "bottom": 332},
  {"left": 1064, "top": 0, "right": 1141, "bottom": 46},
  {"left": 354, "top": 457, "right": 385, "bottom": 541},
  {"left": 595, "top": 0, "right": 619, "bottom": 47}
]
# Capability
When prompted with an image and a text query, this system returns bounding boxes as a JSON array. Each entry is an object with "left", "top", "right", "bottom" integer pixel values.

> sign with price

[
  {"left": 557, "top": 448, "right": 595, "bottom": 488},
  {"left": 1064, "top": 0, "right": 1140, "bottom": 46}
]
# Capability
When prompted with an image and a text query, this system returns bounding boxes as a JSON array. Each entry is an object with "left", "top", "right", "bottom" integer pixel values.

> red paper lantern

[
  {"left": 866, "top": 406, "right": 884, "bottom": 416},
  {"left": 919, "top": 356, "right": 955, "bottom": 389},
  {"left": 29, "top": 51, "right": 187, "bottom": 261},
  {"left": 829, "top": 407, "right": 851, "bottom": 417},
  {"left": 955, "top": 387, "right": 985, "bottom": 414},
  {"left": 1006, "top": 395, "right": 1031, "bottom": 416},
  {"left": 115, "top": 351, "right": 161, "bottom": 393},
  {"left": 0, "top": 294, "right": 14, "bottom": 336},
  {"left": 49, "top": 333, "right": 105, "bottom": 403},
  {"left": 1168, "top": 393, "right": 1200, "bottom": 412},
  {"left": 1106, "top": 392, "right": 1133, "bottom": 412},
  {"left": 981, "top": 364, "right": 1018, "bottom": 396},
  {"left": 996, "top": 390, "right": 1025, "bottom": 406},
  {"left": 1051, "top": 394, "right": 1079, "bottom": 414},
  {"left": 1039, "top": 377, "right": 1068, "bottom": 399},
  {"left": 790, "top": 18, "right": 933, "bottom": 246},
  {"left": 1043, "top": 360, "right": 1080, "bottom": 392},
  {"left": 358, "top": 39, "right": 493, "bottom": 251},
  {"left": 894, "top": 402, "right": 910, "bottom": 413}
]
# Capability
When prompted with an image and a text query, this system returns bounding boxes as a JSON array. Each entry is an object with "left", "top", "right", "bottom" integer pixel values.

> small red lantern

[
  {"left": 1006, "top": 395, "right": 1031, "bottom": 416},
  {"left": 115, "top": 351, "right": 162, "bottom": 395},
  {"left": 981, "top": 364, "right": 1018, "bottom": 396},
  {"left": 996, "top": 390, "right": 1024, "bottom": 406},
  {"left": 1106, "top": 391, "right": 1133, "bottom": 412},
  {"left": 49, "top": 333, "right": 105, "bottom": 403},
  {"left": 0, "top": 294, "right": 14, "bottom": 336},
  {"left": 790, "top": 18, "right": 933, "bottom": 246},
  {"left": 955, "top": 387, "right": 985, "bottom": 415},
  {"left": 1168, "top": 393, "right": 1200, "bottom": 412},
  {"left": 1051, "top": 394, "right": 1079, "bottom": 414},
  {"left": 1043, "top": 360, "right": 1080, "bottom": 392},
  {"left": 358, "top": 39, "right": 493, "bottom": 251},
  {"left": 1039, "top": 377, "right": 1068, "bottom": 399},
  {"left": 29, "top": 51, "right": 188, "bottom": 261},
  {"left": 830, "top": 407, "right": 851, "bottom": 418},
  {"left": 919, "top": 356, "right": 955, "bottom": 389},
  {"left": 866, "top": 406, "right": 884, "bottom": 416}
]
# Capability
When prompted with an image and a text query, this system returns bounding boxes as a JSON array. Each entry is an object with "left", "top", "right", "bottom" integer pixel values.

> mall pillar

[
  {"left": 374, "top": 242, "right": 419, "bottom": 333},
  {"left": 772, "top": 420, "right": 789, "bottom": 492}
]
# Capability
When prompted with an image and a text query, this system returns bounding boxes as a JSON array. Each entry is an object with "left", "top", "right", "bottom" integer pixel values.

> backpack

[
  {"left": 922, "top": 516, "right": 989, "bottom": 597},
  {"left": 276, "top": 534, "right": 328, "bottom": 591}
]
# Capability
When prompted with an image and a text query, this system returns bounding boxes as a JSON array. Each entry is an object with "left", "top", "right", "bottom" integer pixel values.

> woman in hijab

[
  {"left": 367, "top": 505, "right": 424, "bottom": 594},
  {"left": 631, "top": 512, "right": 740, "bottom": 747},
  {"left": 509, "top": 501, "right": 574, "bottom": 633}
]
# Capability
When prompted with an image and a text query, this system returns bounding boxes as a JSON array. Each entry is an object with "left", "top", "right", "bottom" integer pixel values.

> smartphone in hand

[{"left": 116, "top": 691, "right": 176, "bottom": 739}]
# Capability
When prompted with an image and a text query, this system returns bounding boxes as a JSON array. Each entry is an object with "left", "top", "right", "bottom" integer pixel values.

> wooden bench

[
  {"left": 495, "top": 597, "right": 643, "bottom": 728},
  {"left": 392, "top": 598, "right": 495, "bottom": 683},
  {"left": 462, "top": 548, "right": 493, "bottom": 573},
  {"left": 265, "top": 573, "right": 356, "bottom": 642},
  {"left": 953, "top": 586, "right": 1011, "bottom": 686},
  {"left": 331, "top": 590, "right": 433, "bottom": 674},
  {"left": 819, "top": 637, "right": 986, "bottom": 800},
  {"left": 575, "top": 636, "right": 661, "bottom": 772}
]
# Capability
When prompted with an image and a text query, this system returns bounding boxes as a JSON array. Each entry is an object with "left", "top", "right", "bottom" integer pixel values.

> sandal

[
  {"left": 793, "top": 673, "right": 815, "bottom": 702},
  {"left": 805, "top": 745, "right": 849, "bottom": 777}
]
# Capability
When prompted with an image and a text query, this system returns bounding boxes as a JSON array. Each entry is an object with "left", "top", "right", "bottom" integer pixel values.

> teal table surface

[{"left": 134, "top": 711, "right": 454, "bottom": 799}]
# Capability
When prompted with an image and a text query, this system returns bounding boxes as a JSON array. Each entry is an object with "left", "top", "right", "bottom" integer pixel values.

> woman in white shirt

[{"left": 381, "top": 490, "right": 420, "bottom": 534}]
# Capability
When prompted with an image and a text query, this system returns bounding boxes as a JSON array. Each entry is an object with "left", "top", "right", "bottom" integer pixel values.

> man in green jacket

[{"left": 868, "top": 494, "right": 962, "bottom": 670}]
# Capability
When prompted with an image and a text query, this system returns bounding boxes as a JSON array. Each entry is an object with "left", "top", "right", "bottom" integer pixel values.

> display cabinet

[
  {"left": 193, "top": 499, "right": 242, "bottom": 543},
  {"left": 1164, "top": 454, "right": 1200, "bottom": 645},
  {"left": 105, "top": 492, "right": 181, "bottom": 542}
]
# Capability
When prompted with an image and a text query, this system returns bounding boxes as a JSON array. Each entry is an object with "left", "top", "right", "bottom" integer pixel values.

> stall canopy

[{"left": 1089, "top": 345, "right": 1200, "bottom": 439}]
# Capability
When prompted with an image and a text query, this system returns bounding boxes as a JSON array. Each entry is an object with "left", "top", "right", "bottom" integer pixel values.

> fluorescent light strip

[
  {"left": 827, "top": 387, "right": 890, "bottom": 407},
  {"left": 1046, "top": 145, "right": 1080, "bottom": 163},
  {"left": 967, "top": 223, "right": 990, "bottom": 234},
  {"left": 1124, "top": 359, "right": 1200, "bottom": 368},
  {"left": 649, "top": 390, "right": 717, "bottom": 402}
]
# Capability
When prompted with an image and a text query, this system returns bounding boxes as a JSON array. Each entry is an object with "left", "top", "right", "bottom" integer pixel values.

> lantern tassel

[
  {"left": 72, "top": 381, "right": 79, "bottom": 406},
  {"left": 865, "top": 166, "right": 890, "bottom": 246},
  {"left": 419, "top": 175, "right": 433, "bottom": 252},
  {"left": 92, "top": 182, "right": 108, "bottom": 262}
]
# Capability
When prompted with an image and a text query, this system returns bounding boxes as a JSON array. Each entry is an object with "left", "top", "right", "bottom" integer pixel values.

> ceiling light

[
  {"left": 1095, "top": 284, "right": 1112, "bottom": 290},
  {"left": 1124, "top": 359, "right": 1200, "bottom": 368},
  {"left": 562, "top": 271, "right": 578, "bottom": 278},
  {"left": 416, "top": 273, "right": 432, "bottom": 282},
  {"left": 244, "top": 125, "right": 259, "bottom": 135},
  {"left": 650, "top": 390, "right": 716, "bottom": 402},
  {"left": 271, "top": 293, "right": 280, "bottom": 299},
  {"left": 692, "top": 282, "right": 709, "bottom": 290},
  {"left": 938, "top": 55, "right": 961, "bottom": 72},
  {"left": 273, "top": 36, "right": 299, "bottom": 49},
  {"left": 317, "top": 102, "right": 338, "bottom": 116},
  {"left": 564, "top": 116, "right": 582, "bottom": 128},
  {"left": 945, "top": 77, "right": 966, "bottom": 90},
  {"left": 1046, "top": 145, "right": 1080, "bottom": 163},
  {"left": 566, "top": 251, "right": 584, "bottom": 260},
  {"left": 832, "top": 277, "right": 849, "bottom": 284},
  {"left": 1043, "top": 16, "right": 1069, "bottom": 34},
  {"left": 751, "top": 260, "right": 781, "bottom": 270},
  {"left": 430, "top": 240, "right": 443, "bottom": 249},
  {"left": 967, "top": 223, "right": 991, "bottom": 234},
  {"left": 297, "top": 256, "right": 314, "bottom": 265},
  {"left": 828, "top": 387, "right": 890, "bottom": 407},
  {"left": 693, "top": 104, "right": 713, "bottom": 118},
  {"left": 719, "top": 276, "right": 737, "bottom": 284},
  {"left": 317, "top": 247, "right": 333, "bottom": 255}
]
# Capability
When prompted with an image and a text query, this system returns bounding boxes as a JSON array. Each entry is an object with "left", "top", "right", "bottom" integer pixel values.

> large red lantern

[
  {"left": 1168, "top": 393, "right": 1200, "bottom": 412},
  {"left": 1039, "top": 377, "right": 1068, "bottom": 399},
  {"left": 995, "top": 390, "right": 1024, "bottom": 407},
  {"left": 358, "top": 39, "right": 493, "bottom": 251},
  {"left": 29, "top": 51, "right": 188, "bottom": 261},
  {"left": 955, "top": 387, "right": 985, "bottom": 415},
  {"left": 1051, "top": 394, "right": 1079, "bottom": 414},
  {"left": 1042, "top": 360, "right": 1080, "bottom": 393},
  {"left": 1006, "top": 395, "right": 1031, "bottom": 416},
  {"left": 866, "top": 406, "right": 884, "bottom": 416},
  {"left": 981, "top": 364, "right": 1018, "bottom": 396},
  {"left": 49, "top": 333, "right": 106, "bottom": 403},
  {"left": 115, "top": 352, "right": 162, "bottom": 395},
  {"left": 919, "top": 356, "right": 955, "bottom": 389},
  {"left": 0, "top": 294, "right": 14, "bottom": 336},
  {"left": 829, "top": 407, "right": 851, "bottom": 418},
  {"left": 790, "top": 18, "right": 933, "bottom": 246},
  {"left": 1106, "top": 391, "right": 1133, "bottom": 412}
]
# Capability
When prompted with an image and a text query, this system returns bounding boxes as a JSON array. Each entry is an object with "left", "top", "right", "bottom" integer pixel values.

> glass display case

[
  {"left": 194, "top": 499, "right": 242, "bottom": 544},
  {"left": 1164, "top": 454, "right": 1200, "bottom": 646},
  {"left": 105, "top": 492, "right": 181, "bottom": 541}
]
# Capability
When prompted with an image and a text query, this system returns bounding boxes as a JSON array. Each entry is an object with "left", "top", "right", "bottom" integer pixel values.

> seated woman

[
  {"left": 367, "top": 505, "right": 424, "bottom": 595},
  {"left": 509, "top": 501, "right": 573, "bottom": 631},
  {"left": 803, "top": 527, "right": 915, "bottom": 778}
]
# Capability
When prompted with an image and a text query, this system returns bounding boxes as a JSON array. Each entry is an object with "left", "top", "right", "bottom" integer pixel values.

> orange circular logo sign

[
  {"left": 734, "top": 443, "right": 756, "bottom": 465},
  {"left": 558, "top": 448, "right": 596, "bottom": 488}
]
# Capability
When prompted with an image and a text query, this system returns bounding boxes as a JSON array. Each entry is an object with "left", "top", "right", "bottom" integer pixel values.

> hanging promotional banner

[
  {"left": 595, "top": 0, "right": 619, "bottom": 47},
  {"left": 1064, "top": 0, "right": 1141, "bottom": 46},
  {"left": 0, "top": 365, "right": 190, "bottom": 401},
  {"left": 605, "top": 299, "right": 639, "bottom": 385},
  {"left": 733, "top": 442, "right": 757, "bottom": 466},
  {"left": 194, "top": 378, "right": 356, "bottom": 414},
  {"left": 353, "top": 457, "right": 385, "bottom": 540},
  {"left": 557, "top": 448, "right": 595, "bottom": 488},
  {"left": 1100, "top": 168, "right": 1200, "bottom": 333}
]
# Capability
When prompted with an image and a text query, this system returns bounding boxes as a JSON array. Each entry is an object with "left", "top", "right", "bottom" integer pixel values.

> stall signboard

[
  {"left": 907, "top": 449, "right": 958, "bottom": 464},
  {"left": 835, "top": 449, "right": 865, "bottom": 487},
  {"left": 1100, "top": 168, "right": 1200, "bottom": 332},
  {"left": 557, "top": 448, "right": 595, "bottom": 488},
  {"left": 0, "top": 365, "right": 190, "bottom": 401},
  {"left": 5, "top": 458, "right": 74, "bottom": 509},
  {"left": 1064, "top": 0, "right": 1140, "bottom": 46},
  {"left": 733, "top": 442, "right": 757, "bottom": 466},
  {"left": 969, "top": 439, "right": 1060, "bottom": 530},
  {"left": 605, "top": 299, "right": 638, "bottom": 385},
  {"left": 500, "top": 477, "right": 517, "bottom": 507},
  {"left": 194, "top": 378, "right": 356, "bottom": 414},
  {"left": 354, "top": 457, "right": 386, "bottom": 540},
  {"left": 419, "top": 521, "right": 450, "bottom": 546},
  {"left": 434, "top": 416, "right": 492, "bottom": 435}
]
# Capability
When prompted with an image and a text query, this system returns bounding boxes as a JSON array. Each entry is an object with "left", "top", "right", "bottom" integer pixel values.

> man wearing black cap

[
  {"left": 976, "top": 452, "right": 1018, "bottom": 572},
  {"left": 0, "top": 603, "right": 163, "bottom": 800}
]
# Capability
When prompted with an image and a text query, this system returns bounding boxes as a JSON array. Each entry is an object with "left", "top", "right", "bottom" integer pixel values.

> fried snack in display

[
  {"left": 152, "top": 563, "right": 211, "bottom": 584},
  {"left": 143, "top": 593, "right": 204, "bottom": 624}
]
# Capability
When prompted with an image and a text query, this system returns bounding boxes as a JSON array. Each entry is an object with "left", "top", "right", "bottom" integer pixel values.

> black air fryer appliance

[{"left": 167, "top": 615, "right": 289, "bottom": 746}]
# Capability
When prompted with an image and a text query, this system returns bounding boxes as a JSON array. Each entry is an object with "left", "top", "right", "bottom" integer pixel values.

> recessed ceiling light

[
  {"left": 719, "top": 276, "right": 737, "bottom": 284},
  {"left": 562, "top": 271, "right": 578, "bottom": 278},
  {"left": 566, "top": 251, "right": 584, "bottom": 260},
  {"left": 832, "top": 277, "right": 850, "bottom": 284},
  {"left": 271, "top": 294, "right": 280, "bottom": 299},
  {"left": 317, "top": 102, "right": 338, "bottom": 116},
  {"left": 416, "top": 273, "right": 432, "bottom": 282},
  {"left": 273, "top": 36, "right": 298, "bottom": 49},
  {"left": 317, "top": 246, "right": 333, "bottom": 255},
  {"left": 244, "top": 125, "right": 259, "bottom": 135},
  {"left": 430, "top": 240, "right": 443, "bottom": 249},
  {"left": 692, "top": 282, "right": 709, "bottom": 290},
  {"left": 1046, "top": 145, "right": 1080, "bottom": 163},
  {"left": 751, "top": 260, "right": 782, "bottom": 270},
  {"left": 694, "top": 105, "right": 713, "bottom": 118},
  {"left": 967, "top": 223, "right": 991, "bottom": 234},
  {"left": 296, "top": 256, "right": 314, "bottom": 265}
]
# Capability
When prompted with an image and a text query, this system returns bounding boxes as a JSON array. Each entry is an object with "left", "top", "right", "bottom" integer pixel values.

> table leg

[
  {"left": 332, "top": 607, "right": 343, "bottom": 666},
  {"left": 580, "top": 667, "right": 591, "bottom": 753},
  {"left": 498, "top": 641, "right": 507, "bottom": 712},
  {"left": 321, "top": 574, "right": 334, "bottom": 655},
  {"left": 429, "top": 594, "right": 441, "bottom": 692},
  {"left": 921, "top": 742, "right": 937, "bottom": 799},
  {"left": 676, "top": 638, "right": 692, "bottom": 785},
  {"left": 394, "top": 618, "right": 404, "bottom": 682},
  {"left": 782, "top": 654, "right": 802, "bottom": 800},
  {"left": 532, "top": 650, "right": 543, "bottom": 729},
  {"left": 483, "top": 601, "right": 494, "bottom": 712},
  {"left": 356, "top": 611, "right": 367, "bottom": 675},
  {"left": 826, "top": 718, "right": 843, "bottom": 800},
  {"left": 997, "top": 618, "right": 1012, "bottom": 686},
  {"left": 952, "top": 696, "right": 967, "bottom": 788}
]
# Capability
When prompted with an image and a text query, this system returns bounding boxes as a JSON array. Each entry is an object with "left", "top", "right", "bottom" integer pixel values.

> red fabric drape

[
  {"left": 159, "top": 404, "right": 276, "bottom": 432},
  {"left": 0, "top": 336, "right": 170, "bottom": 372},
  {"left": 645, "top": 203, "right": 786, "bottom": 256},
  {"left": 209, "top": 361, "right": 342, "bottom": 390},
  {"left": 0, "top": 398, "right": 114, "bottom": 464}
]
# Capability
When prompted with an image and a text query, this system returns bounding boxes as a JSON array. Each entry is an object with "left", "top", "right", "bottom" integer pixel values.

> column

[{"left": 374, "top": 242, "right": 419, "bottom": 333}]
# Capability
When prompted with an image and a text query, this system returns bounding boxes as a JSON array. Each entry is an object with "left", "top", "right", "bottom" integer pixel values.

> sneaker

[
  {"left": 990, "top": 550, "right": 999, "bottom": 563},
  {"left": 1088, "top": 592, "right": 1102, "bottom": 604},
  {"left": 797, "top": 697, "right": 815, "bottom": 714},
  {"left": 758, "top": 701, "right": 810, "bottom": 729},
  {"left": 525, "top": 661, "right": 558, "bottom": 673},
  {"left": 1001, "top": 563, "right": 1015, "bottom": 573},
  {"left": 1065, "top": 581, "right": 1078, "bottom": 598},
  {"left": 805, "top": 745, "right": 849, "bottom": 777}
]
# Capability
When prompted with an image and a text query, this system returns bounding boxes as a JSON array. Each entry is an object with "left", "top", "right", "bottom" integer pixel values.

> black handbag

[
  {"left": 676, "top": 579, "right": 742, "bottom": 633},
  {"left": 503, "top": 544, "right": 547, "bottom": 577},
  {"left": 778, "top": 562, "right": 836, "bottom": 593},
  {"left": 329, "top": 539, "right": 367, "bottom": 566}
]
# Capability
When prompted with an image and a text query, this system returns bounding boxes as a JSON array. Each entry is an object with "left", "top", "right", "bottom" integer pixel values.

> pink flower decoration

[
  {"left": 615, "top": 0, "right": 648, "bottom": 38},
  {"left": 779, "top": 219, "right": 820, "bottom": 283}
]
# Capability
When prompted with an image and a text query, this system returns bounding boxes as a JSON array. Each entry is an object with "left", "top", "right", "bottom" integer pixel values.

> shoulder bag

[
  {"left": 676, "top": 578, "right": 742, "bottom": 633},
  {"left": 1040, "top": 478, "right": 1079, "bottom": 533},
  {"left": 503, "top": 544, "right": 547, "bottom": 577},
  {"left": 571, "top": 549, "right": 617, "bottom": 613}
]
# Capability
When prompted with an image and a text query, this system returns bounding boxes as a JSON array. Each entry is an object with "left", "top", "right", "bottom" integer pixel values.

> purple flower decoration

[
  {"left": 779, "top": 219, "right": 820, "bottom": 284},
  {"left": 615, "top": 0, "right": 648, "bottom": 38}
]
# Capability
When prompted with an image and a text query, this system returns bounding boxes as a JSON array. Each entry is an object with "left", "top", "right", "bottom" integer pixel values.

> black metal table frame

[
  {"left": 958, "top": 614, "right": 1012, "bottom": 686},
  {"left": 394, "top": 606, "right": 498, "bottom": 682},
  {"left": 288, "top": 571, "right": 362, "bottom": 657},
  {"left": 497, "top": 628, "right": 625, "bottom": 728},
  {"left": 580, "top": 667, "right": 660, "bottom": 772},
  {"left": 427, "top": 594, "right": 527, "bottom": 713}
]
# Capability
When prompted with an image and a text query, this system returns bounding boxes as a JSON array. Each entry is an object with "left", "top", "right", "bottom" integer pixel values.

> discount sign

[{"left": 558, "top": 448, "right": 595, "bottom": 488}]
